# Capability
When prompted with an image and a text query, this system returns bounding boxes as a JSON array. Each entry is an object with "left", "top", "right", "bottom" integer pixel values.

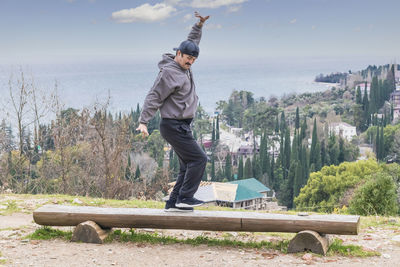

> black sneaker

[
  {"left": 164, "top": 199, "right": 193, "bottom": 212},
  {"left": 175, "top": 197, "right": 204, "bottom": 208}
]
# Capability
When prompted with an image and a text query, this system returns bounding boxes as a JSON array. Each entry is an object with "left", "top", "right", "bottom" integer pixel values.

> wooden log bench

[{"left": 33, "top": 205, "right": 360, "bottom": 255}]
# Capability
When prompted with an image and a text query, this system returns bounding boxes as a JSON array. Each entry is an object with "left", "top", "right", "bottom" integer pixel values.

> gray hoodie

[{"left": 139, "top": 23, "right": 202, "bottom": 124}]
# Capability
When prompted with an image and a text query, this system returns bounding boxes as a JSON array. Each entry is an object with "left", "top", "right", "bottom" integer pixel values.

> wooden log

[
  {"left": 71, "top": 220, "right": 110, "bottom": 244},
  {"left": 33, "top": 205, "right": 360, "bottom": 235},
  {"left": 288, "top": 230, "right": 331, "bottom": 255}
]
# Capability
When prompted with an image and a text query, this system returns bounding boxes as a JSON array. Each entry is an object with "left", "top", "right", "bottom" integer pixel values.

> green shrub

[
  {"left": 294, "top": 160, "right": 380, "bottom": 212},
  {"left": 349, "top": 172, "right": 398, "bottom": 216}
]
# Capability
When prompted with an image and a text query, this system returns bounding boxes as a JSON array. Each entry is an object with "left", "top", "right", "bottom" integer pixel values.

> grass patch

[
  {"left": 0, "top": 251, "right": 6, "bottom": 265},
  {"left": 361, "top": 216, "right": 400, "bottom": 230},
  {"left": 327, "top": 238, "right": 380, "bottom": 257},
  {"left": 26, "top": 226, "right": 72, "bottom": 241},
  {"left": 0, "top": 200, "right": 21, "bottom": 215},
  {"left": 107, "top": 229, "right": 289, "bottom": 252}
]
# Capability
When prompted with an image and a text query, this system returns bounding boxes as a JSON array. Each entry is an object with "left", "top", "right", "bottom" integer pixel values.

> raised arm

[{"left": 187, "top": 12, "right": 210, "bottom": 45}]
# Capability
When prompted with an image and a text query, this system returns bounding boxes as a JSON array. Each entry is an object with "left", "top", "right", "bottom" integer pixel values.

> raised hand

[{"left": 194, "top": 11, "right": 210, "bottom": 26}]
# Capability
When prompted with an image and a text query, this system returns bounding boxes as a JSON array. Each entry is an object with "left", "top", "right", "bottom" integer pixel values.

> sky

[{"left": 1, "top": 0, "right": 399, "bottom": 65}]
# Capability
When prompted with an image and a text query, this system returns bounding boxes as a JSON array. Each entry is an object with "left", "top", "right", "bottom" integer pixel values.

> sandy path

[{"left": 1, "top": 197, "right": 400, "bottom": 266}]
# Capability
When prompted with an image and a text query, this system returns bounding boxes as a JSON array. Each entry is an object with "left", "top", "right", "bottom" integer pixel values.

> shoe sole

[
  {"left": 164, "top": 208, "right": 193, "bottom": 213},
  {"left": 175, "top": 202, "right": 204, "bottom": 208}
]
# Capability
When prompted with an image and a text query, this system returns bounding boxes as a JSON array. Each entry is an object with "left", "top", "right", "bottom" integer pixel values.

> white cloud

[
  {"left": 183, "top": 14, "right": 192, "bottom": 22},
  {"left": 190, "top": 0, "right": 248, "bottom": 9},
  {"left": 111, "top": 3, "right": 176, "bottom": 23},
  {"left": 227, "top": 5, "right": 241, "bottom": 13},
  {"left": 311, "top": 25, "right": 317, "bottom": 30},
  {"left": 290, "top": 18, "right": 297, "bottom": 24}
]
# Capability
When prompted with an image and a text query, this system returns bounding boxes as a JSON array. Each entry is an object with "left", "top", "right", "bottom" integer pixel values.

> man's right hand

[{"left": 136, "top": 123, "right": 149, "bottom": 138}]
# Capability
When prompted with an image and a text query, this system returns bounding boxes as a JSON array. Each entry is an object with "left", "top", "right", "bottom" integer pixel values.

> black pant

[{"left": 160, "top": 118, "right": 207, "bottom": 200}]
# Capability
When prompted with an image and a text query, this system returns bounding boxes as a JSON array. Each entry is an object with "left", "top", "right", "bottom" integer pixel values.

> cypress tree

[
  {"left": 216, "top": 115, "right": 220, "bottom": 140},
  {"left": 212, "top": 119, "right": 215, "bottom": 143},
  {"left": 283, "top": 161, "right": 296, "bottom": 209},
  {"left": 295, "top": 107, "right": 300, "bottom": 129},
  {"left": 275, "top": 116, "right": 279, "bottom": 134},
  {"left": 375, "top": 126, "right": 380, "bottom": 160},
  {"left": 328, "top": 133, "right": 339, "bottom": 165},
  {"left": 370, "top": 76, "right": 379, "bottom": 114},
  {"left": 270, "top": 152, "right": 275, "bottom": 187},
  {"left": 290, "top": 130, "right": 299, "bottom": 162},
  {"left": 310, "top": 118, "right": 318, "bottom": 166},
  {"left": 284, "top": 129, "right": 291, "bottom": 178},
  {"left": 244, "top": 158, "right": 252, "bottom": 178},
  {"left": 362, "top": 86, "right": 370, "bottom": 131},
  {"left": 211, "top": 154, "right": 216, "bottom": 180},
  {"left": 238, "top": 156, "right": 244, "bottom": 179},
  {"left": 253, "top": 156, "right": 262, "bottom": 181},
  {"left": 338, "top": 137, "right": 345, "bottom": 163},
  {"left": 135, "top": 165, "right": 141, "bottom": 179},
  {"left": 225, "top": 153, "right": 232, "bottom": 180},
  {"left": 280, "top": 111, "right": 286, "bottom": 134},
  {"left": 293, "top": 160, "right": 303, "bottom": 199},
  {"left": 380, "top": 125, "right": 384, "bottom": 160},
  {"left": 300, "top": 116, "right": 307, "bottom": 141},
  {"left": 260, "top": 133, "right": 267, "bottom": 173},
  {"left": 315, "top": 141, "right": 321, "bottom": 171},
  {"left": 356, "top": 86, "right": 362, "bottom": 104},
  {"left": 125, "top": 156, "right": 132, "bottom": 181}
]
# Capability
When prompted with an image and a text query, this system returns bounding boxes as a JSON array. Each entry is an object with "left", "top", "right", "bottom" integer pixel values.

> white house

[
  {"left": 329, "top": 122, "right": 357, "bottom": 141},
  {"left": 391, "top": 90, "right": 400, "bottom": 121}
]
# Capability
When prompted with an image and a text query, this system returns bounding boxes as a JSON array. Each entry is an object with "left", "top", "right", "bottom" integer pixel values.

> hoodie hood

[{"left": 158, "top": 53, "right": 187, "bottom": 72}]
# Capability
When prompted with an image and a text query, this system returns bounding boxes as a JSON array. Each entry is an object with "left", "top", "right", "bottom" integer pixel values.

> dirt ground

[{"left": 1, "top": 195, "right": 400, "bottom": 267}]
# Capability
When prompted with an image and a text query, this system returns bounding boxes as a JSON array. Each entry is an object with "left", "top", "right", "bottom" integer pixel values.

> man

[{"left": 136, "top": 12, "right": 210, "bottom": 212}]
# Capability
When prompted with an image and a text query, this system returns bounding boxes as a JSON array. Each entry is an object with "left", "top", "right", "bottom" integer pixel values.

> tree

[
  {"left": 211, "top": 154, "right": 216, "bottom": 180},
  {"left": 238, "top": 156, "right": 244, "bottom": 179},
  {"left": 211, "top": 119, "right": 215, "bottom": 143},
  {"left": 283, "top": 130, "right": 291, "bottom": 178},
  {"left": 310, "top": 118, "right": 318, "bottom": 167},
  {"left": 216, "top": 115, "right": 220, "bottom": 141},
  {"left": 244, "top": 158, "right": 252, "bottom": 178},
  {"left": 225, "top": 153, "right": 232, "bottom": 180},
  {"left": 356, "top": 86, "right": 362, "bottom": 104},
  {"left": 375, "top": 126, "right": 380, "bottom": 160},
  {"left": 300, "top": 116, "right": 307, "bottom": 141},
  {"left": 349, "top": 172, "right": 398, "bottom": 216},
  {"left": 135, "top": 165, "right": 141, "bottom": 179},
  {"left": 338, "top": 137, "right": 345, "bottom": 163},
  {"left": 125, "top": 155, "right": 132, "bottom": 181},
  {"left": 369, "top": 76, "right": 379, "bottom": 114},
  {"left": 295, "top": 107, "right": 300, "bottom": 129}
]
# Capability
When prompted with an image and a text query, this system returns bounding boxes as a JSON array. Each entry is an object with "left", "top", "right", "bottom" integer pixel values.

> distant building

[
  {"left": 237, "top": 145, "right": 259, "bottom": 158},
  {"left": 395, "top": 64, "right": 400, "bottom": 83},
  {"left": 329, "top": 122, "right": 357, "bottom": 141},
  {"left": 391, "top": 90, "right": 400, "bottom": 121},
  {"left": 166, "top": 178, "right": 284, "bottom": 211}
]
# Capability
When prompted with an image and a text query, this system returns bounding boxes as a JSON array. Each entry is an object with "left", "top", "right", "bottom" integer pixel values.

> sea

[{"left": 0, "top": 56, "right": 391, "bottom": 119}]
